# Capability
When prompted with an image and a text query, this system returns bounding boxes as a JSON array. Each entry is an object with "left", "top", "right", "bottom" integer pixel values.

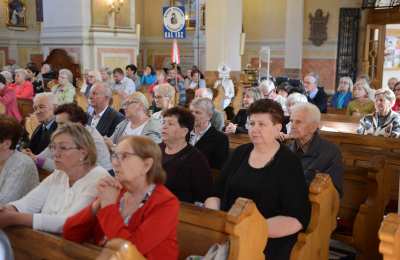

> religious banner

[{"left": 163, "top": 6, "right": 186, "bottom": 39}]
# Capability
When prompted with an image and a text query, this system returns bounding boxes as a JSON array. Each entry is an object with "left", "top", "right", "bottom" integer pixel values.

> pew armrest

[
  {"left": 379, "top": 213, "right": 400, "bottom": 260},
  {"left": 97, "top": 239, "right": 146, "bottom": 260}
]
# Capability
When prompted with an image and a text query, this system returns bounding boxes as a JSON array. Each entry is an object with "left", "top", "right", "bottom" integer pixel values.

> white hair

[
  {"left": 190, "top": 97, "right": 214, "bottom": 117},
  {"left": 0, "top": 71, "right": 13, "bottom": 83},
  {"left": 33, "top": 92, "right": 57, "bottom": 106},
  {"left": 14, "top": 68, "right": 27, "bottom": 79},
  {"left": 375, "top": 88, "right": 396, "bottom": 107},
  {"left": 291, "top": 103, "right": 321, "bottom": 124},
  {"left": 92, "top": 81, "right": 112, "bottom": 98},
  {"left": 287, "top": 93, "right": 308, "bottom": 106},
  {"left": 196, "top": 88, "right": 214, "bottom": 100},
  {"left": 59, "top": 68, "right": 73, "bottom": 83},
  {"left": 259, "top": 79, "right": 275, "bottom": 94}
]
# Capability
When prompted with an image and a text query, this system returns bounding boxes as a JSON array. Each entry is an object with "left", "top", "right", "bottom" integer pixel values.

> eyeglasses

[
  {"left": 121, "top": 100, "right": 139, "bottom": 109},
  {"left": 33, "top": 105, "right": 49, "bottom": 111},
  {"left": 111, "top": 151, "right": 137, "bottom": 162},
  {"left": 49, "top": 144, "right": 78, "bottom": 153}
]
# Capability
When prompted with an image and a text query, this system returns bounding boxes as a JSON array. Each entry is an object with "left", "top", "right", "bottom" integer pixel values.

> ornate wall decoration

[
  {"left": 6, "top": 0, "right": 27, "bottom": 30},
  {"left": 308, "top": 9, "right": 329, "bottom": 46}
]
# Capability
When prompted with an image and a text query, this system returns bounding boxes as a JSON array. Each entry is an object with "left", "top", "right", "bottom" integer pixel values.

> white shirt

[
  {"left": 151, "top": 110, "right": 163, "bottom": 121},
  {"left": 10, "top": 166, "right": 109, "bottom": 233},
  {"left": 112, "top": 77, "right": 136, "bottom": 96},
  {"left": 189, "top": 123, "right": 211, "bottom": 146},
  {"left": 123, "top": 120, "right": 147, "bottom": 136},
  {"left": 90, "top": 106, "right": 108, "bottom": 128}
]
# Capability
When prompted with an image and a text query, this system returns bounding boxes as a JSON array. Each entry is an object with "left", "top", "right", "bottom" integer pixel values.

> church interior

[{"left": 1, "top": 0, "right": 400, "bottom": 260}]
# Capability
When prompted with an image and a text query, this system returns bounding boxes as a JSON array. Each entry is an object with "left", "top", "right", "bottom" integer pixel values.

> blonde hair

[
  {"left": 375, "top": 88, "right": 396, "bottom": 107},
  {"left": 51, "top": 123, "right": 97, "bottom": 166},
  {"left": 127, "top": 92, "right": 149, "bottom": 111},
  {"left": 353, "top": 79, "right": 375, "bottom": 100},
  {"left": 121, "top": 136, "right": 166, "bottom": 184}
]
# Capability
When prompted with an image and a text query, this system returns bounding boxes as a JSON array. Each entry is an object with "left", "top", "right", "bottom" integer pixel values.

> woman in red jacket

[
  {"left": 9, "top": 69, "right": 34, "bottom": 99},
  {"left": 63, "top": 136, "right": 179, "bottom": 260}
]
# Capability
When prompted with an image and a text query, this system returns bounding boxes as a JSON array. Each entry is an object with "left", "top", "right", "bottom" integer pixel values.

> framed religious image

[
  {"left": 168, "top": 0, "right": 205, "bottom": 30},
  {"left": 5, "top": 0, "right": 28, "bottom": 30}
]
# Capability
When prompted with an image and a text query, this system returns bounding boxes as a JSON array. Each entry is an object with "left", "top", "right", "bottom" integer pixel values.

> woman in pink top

[
  {"left": 9, "top": 69, "right": 34, "bottom": 100},
  {"left": 0, "top": 74, "right": 22, "bottom": 122}
]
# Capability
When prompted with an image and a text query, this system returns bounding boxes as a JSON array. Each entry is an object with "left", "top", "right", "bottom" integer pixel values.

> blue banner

[{"left": 163, "top": 6, "right": 186, "bottom": 39}]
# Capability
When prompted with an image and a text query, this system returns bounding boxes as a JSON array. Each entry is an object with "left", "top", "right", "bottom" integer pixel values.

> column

[
  {"left": 205, "top": 0, "right": 242, "bottom": 72},
  {"left": 284, "top": 0, "right": 304, "bottom": 78}
]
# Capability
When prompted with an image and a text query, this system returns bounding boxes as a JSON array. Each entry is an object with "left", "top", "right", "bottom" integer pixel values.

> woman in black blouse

[
  {"left": 160, "top": 107, "right": 213, "bottom": 203},
  {"left": 205, "top": 99, "right": 311, "bottom": 260},
  {"left": 225, "top": 87, "right": 263, "bottom": 134}
]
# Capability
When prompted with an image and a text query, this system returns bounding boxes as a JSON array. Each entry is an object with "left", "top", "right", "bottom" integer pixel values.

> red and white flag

[{"left": 171, "top": 39, "right": 180, "bottom": 65}]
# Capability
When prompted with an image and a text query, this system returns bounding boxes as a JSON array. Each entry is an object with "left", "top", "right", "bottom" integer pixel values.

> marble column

[
  {"left": 205, "top": 0, "right": 242, "bottom": 72},
  {"left": 284, "top": 0, "right": 304, "bottom": 79}
]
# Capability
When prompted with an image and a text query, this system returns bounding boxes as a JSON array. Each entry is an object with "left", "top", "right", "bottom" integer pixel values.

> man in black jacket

[
  {"left": 287, "top": 102, "right": 344, "bottom": 196},
  {"left": 87, "top": 82, "right": 124, "bottom": 137},
  {"left": 28, "top": 92, "right": 58, "bottom": 154},
  {"left": 303, "top": 72, "right": 328, "bottom": 113}
]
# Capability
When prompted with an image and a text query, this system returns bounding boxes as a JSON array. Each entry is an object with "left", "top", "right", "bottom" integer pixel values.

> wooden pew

[
  {"left": 178, "top": 197, "right": 268, "bottom": 260},
  {"left": 379, "top": 213, "right": 400, "bottom": 260},
  {"left": 0, "top": 102, "right": 5, "bottom": 114},
  {"left": 24, "top": 114, "right": 39, "bottom": 138},
  {"left": 327, "top": 107, "right": 347, "bottom": 115},
  {"left": 111, "top": 92, "right": 122, "bottom": 112},
  {"left": 320, "top": 114, "right": 361, "bottom": 134},
  {"left": 291, "top": 174, "right": 340, "bottom": 260},
  {"left": 4, "top": 226, "right": 145, "bottom": 260},
  {"left": 75, "top": 92, "right": 89, "bottom": 112},
  {"left": 17, "top": 98, "right": 33, "bottom": 119}
]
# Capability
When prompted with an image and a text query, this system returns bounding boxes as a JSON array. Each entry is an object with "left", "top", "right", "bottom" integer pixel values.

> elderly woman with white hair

[
  {"left": 107, "top": 92, "right": 162, "bottom": 145},
  {"left": 331, "top": 77, "right": 353, "bottom": 109},
  {"left": 284, "top": 92, "right": 309, "bottom": 135},
  {"left": 152, "top": 83, "right": 176, "bottom": 121},
  {"left": 357, "top": 88, "right": 400, "bottom": 138},
  {"left": 52, "top": 68, "right": 76, "bottom": 105},
  {"left": 80, "top": 70, "right": 102, "bottom": 98},
  {"left": 190, "top": 97, "right": 229, "bottom": 169},
  {"left": 225, "top": 87, "right": 263, "bottom": 134},
  {"left": 259, "top": 79, "right": 288, "bottom": 115},
  {"left": 9, "top": 69, "right": 34, "bottom": 99},
  {"left": 99, "top": 66, "right": 113, "bottom": 85},
  {"left": 347, "top": 79, "right": 375, "bottom": 116}
]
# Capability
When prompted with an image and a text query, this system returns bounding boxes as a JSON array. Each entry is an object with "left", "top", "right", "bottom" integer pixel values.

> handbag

[{"left": 185, "top": 241, "right": 229, "bottom": 260}]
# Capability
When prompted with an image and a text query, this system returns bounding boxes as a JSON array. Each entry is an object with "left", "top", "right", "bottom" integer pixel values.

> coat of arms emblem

[{"left": 309, "top": 9, "right": 329, "bottom": 46}]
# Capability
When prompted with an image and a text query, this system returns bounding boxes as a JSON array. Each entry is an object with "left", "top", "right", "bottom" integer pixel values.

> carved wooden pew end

[{"left": 379, "top": 213, "right": 400, "bottom": 260}]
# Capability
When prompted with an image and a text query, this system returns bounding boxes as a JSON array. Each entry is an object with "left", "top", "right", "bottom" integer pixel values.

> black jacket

[
  {"left": 308, "top": 87, "right": 328, "bottom": 113},
  {"left": 29, "top": 120, "right": 58, "bottom": 155},
  {"left": 87, "top": 106, "right": 125, "bottom": 137},
  {"left": 287, "top": 132, "right": 344, "bottom": 196},
  {"left": 194, "top": 126, "right": 229, "bottom": 170}
]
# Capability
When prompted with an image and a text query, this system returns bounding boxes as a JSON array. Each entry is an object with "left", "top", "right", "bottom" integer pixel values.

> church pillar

[
  {"left": 205, "top": 0, "right": 242, "bottom": 74},
  {"left": 284, "top": 0, "right": 304, "bottom": 79}
]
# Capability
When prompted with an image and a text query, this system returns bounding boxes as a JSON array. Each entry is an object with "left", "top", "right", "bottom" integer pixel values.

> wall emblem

[{"left": 309, "top": 9, "right": 329, "bottom": 46}]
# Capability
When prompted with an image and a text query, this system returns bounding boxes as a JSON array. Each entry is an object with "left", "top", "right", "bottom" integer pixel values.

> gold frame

[
  {"left": 5, "top": 0, "right": 28, "bottom": 30},
  {"left": 169, "top": 0, "right": 205, "bottom": 31}
]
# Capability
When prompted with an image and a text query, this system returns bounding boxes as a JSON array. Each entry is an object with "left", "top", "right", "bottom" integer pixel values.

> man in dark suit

[
  {"left": 28, "top": 93, "right": 58, "bottom": 154},
  {"left": 303, "top": 72, "right": 328, "bottom": 113},
  {"left": 87, "top": 82, "right": 124, "bottom": 137},
  {"left": 287, "top": 103, "right": 344, "bottom": 196},
  {"left": 189, "top": 98, "right": 229, "bottom": 169}
]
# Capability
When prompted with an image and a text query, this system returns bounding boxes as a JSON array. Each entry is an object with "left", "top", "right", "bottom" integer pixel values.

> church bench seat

[
  {"left": 0, "top": 102, "right": 5, "bottom": 114},
  {"left": 4, "top": 226, "right": 145, "bottom": 260},
  {"left": 17, "top": 98, "right": 33, "bottom": 120},
  {"left": 378, "top": 213, "right": 400, "bottom": 260}
]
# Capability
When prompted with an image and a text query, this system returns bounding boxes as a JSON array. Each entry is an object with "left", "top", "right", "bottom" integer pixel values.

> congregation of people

[{"left": 1, "top": 59, "right": 400, "bottom": 260}]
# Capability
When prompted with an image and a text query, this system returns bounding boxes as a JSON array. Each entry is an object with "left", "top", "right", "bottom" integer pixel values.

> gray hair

[
  {"left": 196, "top": 88, "right": 214, "bottom": 99},
  {"left": 305, "top": 72, "right": 319, "bottom": 85},
  {"left": 33, "top": 92, "right": 58, "bottom": 106},
  {"left": 14, "top": 69, "right": 27, "bottom": 79},
  {"left": 88, "top": 70, "right": 102, "bottom": 82},
  {"left": 291, "top": 103, "right": 321, "bottom": 124},
  {"left": 59, "top": 68, "right": 73, "bottom": 83},
  {"left": 99, "top": 66, "right": 112, "bottom": 76},
  {"left": 259, "top": 79, "right": 275, "bottom": 94},
  {"left": 287, "top": 93, "right": 308, "bottom": 107},
  {"left": 190, "top": 97, "right": 214, "bottom": 117},
  {"left": 375, "top": 88, "right": 396, "bottom": 107},
  {"left": 244, "top": 87, "right": 263, "bottom": 101},
  {"left": 353, "top": 79, "right": 375, "bottom": 100},
  {"left": 0, "top": 71, "right": 13, "bottom": 83},
  {"left": 92, "top": 81, "right": 112, "bottom": 99},
  {"left": 339, "top": 76, "right": 354, "bottom": 92}
]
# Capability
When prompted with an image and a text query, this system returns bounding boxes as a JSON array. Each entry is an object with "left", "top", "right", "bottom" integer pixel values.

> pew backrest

[
  {"left": 178, "top": 198, "right": 268, "bottom": 260},
  {"left": 379, "top": 213, "right": 400, "bottom": 260}
]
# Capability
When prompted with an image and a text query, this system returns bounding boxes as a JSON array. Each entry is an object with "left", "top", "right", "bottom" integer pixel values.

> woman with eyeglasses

[
  {"left": 0, "top": 123, "right": 108, "bottom": 233},
  {"left": 151, "top": 83, "right": 176, "bottom": 121},
  {"left": 106, "top": 92, "right": 161, "bottom": 146},
  {"left": 357, "top": 88, "right": 400, "bottom": 138},
  {"left": 63, "top": 136, "right": 179, "bottom": 260},
  {"left": 205, "top": 99, "right": 311, "bottom": 260},
  {"left": 391, "top": 82, "right": 400, "bottom": 112}
]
